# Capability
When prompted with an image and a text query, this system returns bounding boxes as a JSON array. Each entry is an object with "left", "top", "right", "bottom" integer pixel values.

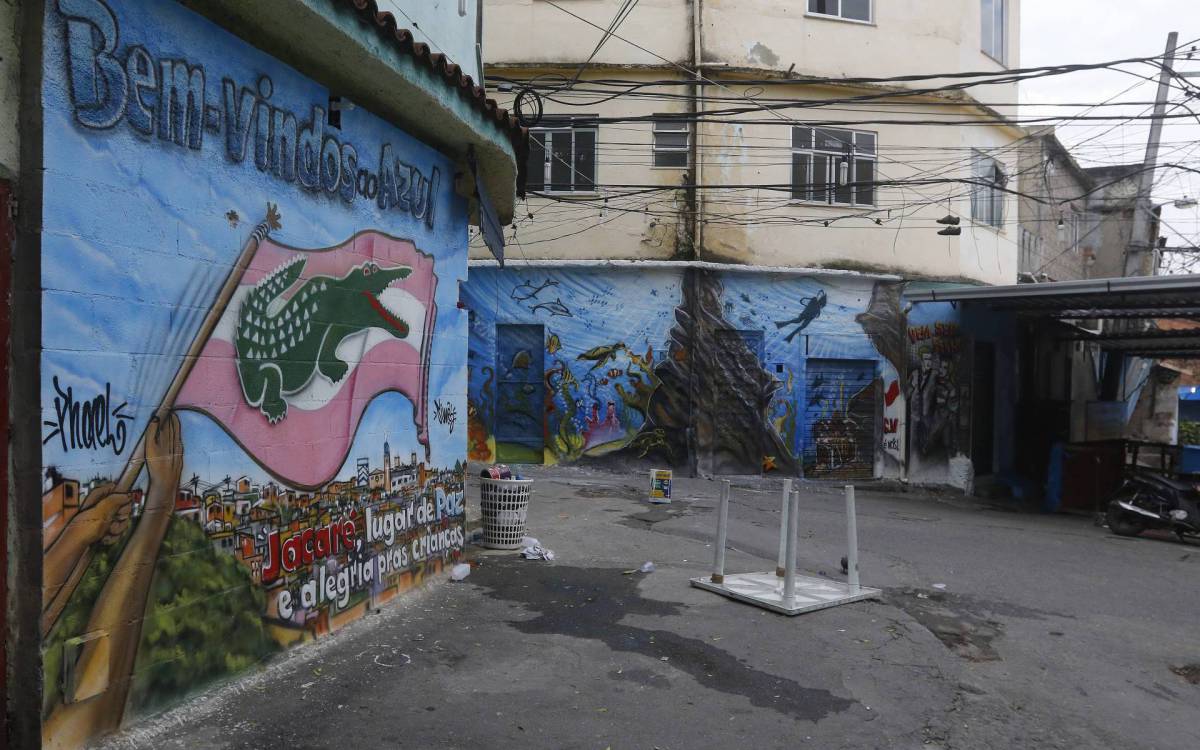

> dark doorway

[
  {"left": 804, "top": 359, "right": 877, "bottom": 480},
  {"left": 972, "top": 341, "right": 996, "bottom": 475},
  {"left": 494, "top": 324, "right": 545, "bottom": 464}
]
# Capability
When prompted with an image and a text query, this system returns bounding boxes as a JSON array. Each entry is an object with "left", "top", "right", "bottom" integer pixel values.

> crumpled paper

[{"left": 521, "top": 544, "right": 555, "bottom": 561}]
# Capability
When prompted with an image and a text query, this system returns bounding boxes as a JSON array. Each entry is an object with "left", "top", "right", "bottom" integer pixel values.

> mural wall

[
  {"left": 40, "top": 0, "right": 467, "bottom": 745},
  {"left": 463, "top": 266, "right": 907, "bottom": 478},
  {"left": 904, "top": 299, "right": 972, "bottom": 486}
]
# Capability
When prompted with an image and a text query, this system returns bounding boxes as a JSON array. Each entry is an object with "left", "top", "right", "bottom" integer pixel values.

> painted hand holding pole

[
  {"left": 783, "top": 488, "right": 799, "bottom": 608},
  {"left": 711, "top": 479, "right": 730, "bottom": 584},
  {"left": 776, "top": 478, "right": 792, "bottom": 577},
  {"left": 845, "top": 485, "right": 860, "bottom": 592}
]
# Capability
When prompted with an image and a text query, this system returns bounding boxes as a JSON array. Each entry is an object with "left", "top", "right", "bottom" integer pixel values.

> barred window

[
  {"left": 982, "top": 0, "right": 1007, "bottom": 64},
  {"left": 653, "top": 117, "right": 689, "bottom": 168},
  {"left": 971, "top": 152, "right": 1006, "bottom": 228},
  {"left": 526, "top": 116, "right": 597, "bottom": 193},
  {"left": 808, "top": 0, "right": 871, "bottom": 23},
  {"left": 791, "top": 126, "right": 876, "bottom": 206}
]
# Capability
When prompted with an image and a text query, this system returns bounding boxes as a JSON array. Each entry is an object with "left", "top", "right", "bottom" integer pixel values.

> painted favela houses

[{"left": 15, "top": 0, "right": 521, "bottom": 747}]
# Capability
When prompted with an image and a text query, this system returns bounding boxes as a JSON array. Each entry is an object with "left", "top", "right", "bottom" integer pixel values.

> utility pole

[
  {"left": 1123, "top": 31, "right": 1178, "bottom": 278},
  {"left": 1102, "top": 32, "right": 1178, "bottom": 401}
]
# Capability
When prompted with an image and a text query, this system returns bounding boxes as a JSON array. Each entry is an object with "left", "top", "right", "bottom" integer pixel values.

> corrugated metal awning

[
  {"left": 907, "top": 275, "right": 1200, "bottom": 318},
  {"left": 908, "top": 275, "right": 1200, "bottom": 357}
]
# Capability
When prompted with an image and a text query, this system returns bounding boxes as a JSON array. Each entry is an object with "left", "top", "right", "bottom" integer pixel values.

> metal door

[
  {"left": 804, "top": 359, "right": 877, "bottom": 479},
  {"left": 495, "top": 324, "right": 545, "bottom": 463}
]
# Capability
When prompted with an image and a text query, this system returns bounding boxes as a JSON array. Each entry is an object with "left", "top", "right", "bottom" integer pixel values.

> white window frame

[
  {"left": 971, "top": 151, "right": 1006, "bottom": 229},
  {"left": 1019, "top": 227, "right": 1044, "bottom": 271},
  {"left": 652, "top": 117, "right": 689, "bottom": 169},
  {"left": 981, "top": 0, "right": 1007, "bottom": 65},
  {"left": 791, "top": 125, "right": 877, "bottom": 207},
  {"left": 527, "top": 116, "right": 598, "bottom": 194},
  {"left": 805, "top": 0, "right": 873, "bottom": 25}
]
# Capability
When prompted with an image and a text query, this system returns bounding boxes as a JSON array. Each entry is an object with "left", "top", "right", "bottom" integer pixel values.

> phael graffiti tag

[{"left": 43, "top": 376, "right": 133, "bottom": 455}]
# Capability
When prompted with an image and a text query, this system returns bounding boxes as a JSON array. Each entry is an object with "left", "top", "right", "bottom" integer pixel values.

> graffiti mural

[
  {"left": 464, "top": 268, "right": 683, "bottom": 465},
  {"left": 464, "top": 267, "right": 906, "bottom": 478},
  {"left": 40, "top": 0, "right": 467, "bottom": 745},
  {"left": 905, "top": 303, "right": 971, "bottom": 465}
]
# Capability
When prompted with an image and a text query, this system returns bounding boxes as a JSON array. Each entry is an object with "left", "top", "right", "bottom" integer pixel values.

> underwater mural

[
  {"left": 464, "top": 268, "right": 683, "bottom": 466},
  {"left": 464, "top": 266, "right": 912, "bottom": 478},
  {"left": 40, "top": 1, "right": 468, "bottom": 745}
]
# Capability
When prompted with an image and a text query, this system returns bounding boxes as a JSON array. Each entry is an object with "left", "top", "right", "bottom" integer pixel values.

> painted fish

[
  {"left": 511, "top": 278, "right": 558, "bottom": 302},
  {"left": 547, "top": 333, "right": 561, "bottom": 354},
  {"left": 600, "top": 378, "right": 609, "bottom": 386},
  {"left": 531, "top": 297, "right": 573, "bottom": 317},
  {"left": 775, "top": 290, "right": 827, "bottom": 343},
  {"left": 607, "top": 368, "right": 622, "bottom": 378},
  {"left": 511, "top": 349, "right": 532, "bottom": 371},
  {"left": 577, "top": 343, "right": 625, "bottom": 371}
]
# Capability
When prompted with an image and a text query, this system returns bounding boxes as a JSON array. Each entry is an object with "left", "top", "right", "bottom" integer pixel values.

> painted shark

[{"left": 235, "top": 256, "right": 413, "bottom": 423}]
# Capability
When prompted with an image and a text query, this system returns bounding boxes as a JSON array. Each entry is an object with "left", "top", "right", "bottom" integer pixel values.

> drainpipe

[{"left": 685, "top": 0, "right": 703, "bottom": 477}]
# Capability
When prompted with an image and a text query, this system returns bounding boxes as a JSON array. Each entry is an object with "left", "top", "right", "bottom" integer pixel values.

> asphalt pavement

[{"left": 100, "top": 467, "right": 1200, "bottom": 750}]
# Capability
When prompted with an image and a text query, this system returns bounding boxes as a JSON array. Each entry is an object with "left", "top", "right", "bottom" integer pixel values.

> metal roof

[
  {"left": 907, "top": 275, "right": 1200, "bottom": 318},
  {"left": 908, "top": 274, "right": 1200, "bottom": 358}
]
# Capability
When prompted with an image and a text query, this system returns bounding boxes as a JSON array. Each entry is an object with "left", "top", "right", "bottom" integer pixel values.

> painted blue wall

[
  {"left": 462, "top": 266, "right": 903, "bottom": 478},
  {"left": 40, "top": 0, "right": 469, "bottom": 742}
]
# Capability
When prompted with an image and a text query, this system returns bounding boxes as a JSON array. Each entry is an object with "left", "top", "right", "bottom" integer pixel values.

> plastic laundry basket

[{"left": 479, "top": 477, "right": 534, "bottom": 550}]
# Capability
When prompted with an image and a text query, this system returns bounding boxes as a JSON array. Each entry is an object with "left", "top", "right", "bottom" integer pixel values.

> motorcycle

[{"left": 1106, "top": 470, "right": 1200, "bottom": 541}]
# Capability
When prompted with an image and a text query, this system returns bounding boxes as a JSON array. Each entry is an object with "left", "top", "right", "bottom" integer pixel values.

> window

[
  {"left": 971, "top": 151, "right": 1006, "bottom": 228},
  {"left": 1019, "top": 227, "right": 1043, "bottom": 270},
  {"left": 791, "top": 126, "right": 876, "bottom": 206},
  {"left": 807, "top": 0, "right": 871, "bottom": 23},
  {"left": 981, "top": 0, "right": 1006, "bottom": 64},
  {"left": 526, "top": 116, "right": 597, "bottom": 193},
  {"left": 653, "top": 117, "right": 689, "bottom": 168},
  {"left": 1068, "top": 212, "right": 1083, "bottom": 252}
]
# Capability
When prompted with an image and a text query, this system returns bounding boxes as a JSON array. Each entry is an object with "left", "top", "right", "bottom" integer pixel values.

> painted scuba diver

[{"left": 775, "top": 290, "right": 827, "bottom": 343}]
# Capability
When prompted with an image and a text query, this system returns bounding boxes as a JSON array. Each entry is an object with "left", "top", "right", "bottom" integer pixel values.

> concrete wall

[
  {"left": 463, "top": 263, "right": 909, "bottom": 480},
  {"left": 479, "top": 70, "right": 1021, "bottom": 285},
  {"left": 378, "top": 0, "right": 483, "bottom": 82},
  {"left": 1017, "top": 133, "right": 1095, "bottom": 281},
  {"left": 696, "top": 82, "right": 1020, "bottom": 283},
  {"left": 486, "top": 0, "right": 1020, "bottom": 97},
  {"left": 0, "top": 0, "right": 19, "bottom": 179},
  {"left": 484, "top": 0, "right": 692, "bottom": 67},
  {"left": 37, "top": 1, "right": 469, "bottom": 746},
  {"left": 480, "top": 0, "right": 1024, "bottom": 284},
  {"left": 702, "top": 0, "right": 1019, "bottom": 103}
]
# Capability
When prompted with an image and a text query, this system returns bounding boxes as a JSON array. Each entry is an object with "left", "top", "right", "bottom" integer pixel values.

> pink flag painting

[{"left": 176, "top": 230, "right": 438, "bottom": 489}]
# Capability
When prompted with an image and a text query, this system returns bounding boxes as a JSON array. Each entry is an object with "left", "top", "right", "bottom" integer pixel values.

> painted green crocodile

[{"left": 235, "top": 255, "right": 412, "bottom": 423}]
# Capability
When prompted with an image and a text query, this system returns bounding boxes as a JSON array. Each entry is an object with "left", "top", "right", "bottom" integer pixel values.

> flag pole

[
  {"left": 42, "top": 205, "right": 281, "bottom": 635},
  {"left": 112, "top": 203, "right": 282, "bottom": 494}
]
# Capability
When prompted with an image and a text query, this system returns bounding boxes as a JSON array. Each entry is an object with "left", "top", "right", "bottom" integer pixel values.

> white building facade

[{"left": 463, "top": 0, "right": 1024, "bottom": 486}]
